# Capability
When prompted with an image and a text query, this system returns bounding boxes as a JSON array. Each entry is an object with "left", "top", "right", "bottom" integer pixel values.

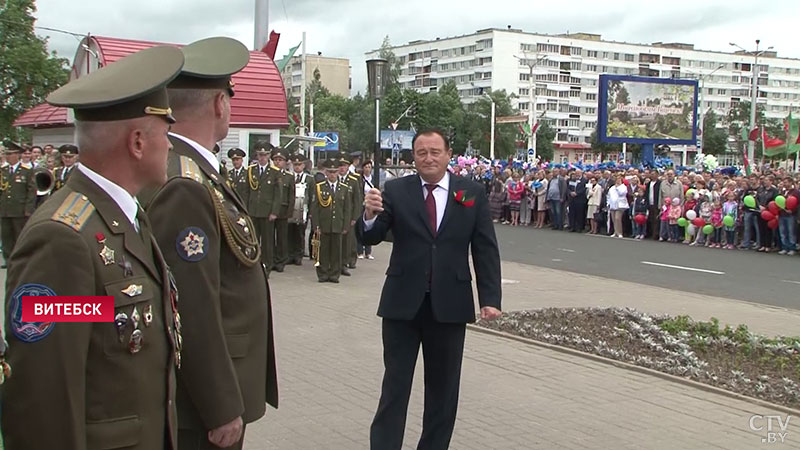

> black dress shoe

[
  {"left": 293, "top": 260, "right": 303, "bottom": 266},
  {"left": 347, "top": 263, "right": 357, "bottom": 269},
  {"left": 341, "top": 269, "right": 351, "bottom": 276},
  {"left": 329, "top": 278, "right": 339, "bottom": 283},
  {"left": 318, "top": 278, "right": 328, "bottom": 283},
  {"left": 274, "top": 266, "right": 284, "bottom": 273}
]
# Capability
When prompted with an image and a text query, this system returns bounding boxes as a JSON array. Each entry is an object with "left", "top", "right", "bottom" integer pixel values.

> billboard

[
  {"left": 380, "top": 130, "right": 416, "bottom": 150},
  {"left": 598, "top": 75, "right": 698, "bottom": 145},
  {"left": 312, "top": 132, "right": 339, "bottom": 151}
]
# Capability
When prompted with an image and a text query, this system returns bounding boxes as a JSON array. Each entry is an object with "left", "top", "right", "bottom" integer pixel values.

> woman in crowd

[
  {"left": 607, "top": 175, "right": 629, "bottom": 238},
  {"left": 489, "top": 178, "right": 507, "bottom": 223},
  {"left": 586, "top": 176, "right": 603, "bottom": 235},
  {"left": 507, "top": 172, "right": 525, "bottom": 226},
  {"left": 533, "top": 171, "right": 549, "bottom": 228}
]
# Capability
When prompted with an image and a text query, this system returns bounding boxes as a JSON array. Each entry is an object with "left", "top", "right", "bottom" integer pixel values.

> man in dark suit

[
  {"left": 644, "top": 173, "right": 662, "bottom": 240},
  {"left": 567, "top": 169, "right": 588, "bottom": 232},
  {"left": 360, "top": 128, "right": 502, "bottom": 450}
]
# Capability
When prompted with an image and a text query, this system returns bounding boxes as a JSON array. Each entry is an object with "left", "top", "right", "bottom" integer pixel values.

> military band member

[
  {"left": 0, "top": 141, "right": 36, "bottom": 268},
  {"left": 226, "top": 147, "right": 249, "bottom": 203},
  {"left": 2, "top": 45, "right": 184, "bottom": 450},
  {"left": 19, "top": 146, "right": 33, "bottom": 169},
  {"left": 337, "top": 153, "right": 362, "bottom": 273},
  {"left": 272, "top": 147, "right": 293, "bottom": 272},
  {"left": 312, "top": 158, "right": 352, "bottom": 283},
  {"left": 53, "top": 144, "right": 79, "bottom": 191},
  {"left": 247, "top": 145, "right": 282, "bottom": 275},
  {"left": 288, "top": 154, "right": 312, "bottom": 265},
  {"left": 141, "top": 37, "right": 278, "bottom": 450}
]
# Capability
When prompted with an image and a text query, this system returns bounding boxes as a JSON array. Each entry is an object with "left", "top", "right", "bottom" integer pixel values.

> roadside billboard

[{"left": 598, "top": 74, "right": 698, "bottom": 145}]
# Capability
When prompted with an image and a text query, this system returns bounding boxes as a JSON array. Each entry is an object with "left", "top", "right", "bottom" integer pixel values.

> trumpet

[
  {"left": 311, "top": 227, "right": 321, "bottom": 267},
  {"left": 34, "top": 168, "right": 55, "bottom": 196}
]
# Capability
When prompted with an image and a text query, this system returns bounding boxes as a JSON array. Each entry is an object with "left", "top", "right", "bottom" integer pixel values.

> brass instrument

[
  {"left": 311, "top": 227, "right": 321, "bottom": 267},
  {"left": 34, "top": 167, "right": 55, "bottom": 196}
]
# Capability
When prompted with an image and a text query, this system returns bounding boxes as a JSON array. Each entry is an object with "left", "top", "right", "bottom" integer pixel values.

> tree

[
  {"left": 377, "top": 36, "right": 402, "bottom": 90},
  {"left": 535, "top": 122, "right": 556, "bottom": 162},
  {"left": 700, "top": 110, "right": 728, "bottom": 155},
  {"left": 0, "top": 0, "right": 69, "bottom": 140}
]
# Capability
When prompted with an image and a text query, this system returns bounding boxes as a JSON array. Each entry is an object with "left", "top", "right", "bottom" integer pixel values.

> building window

[
  {"left": 519, "top": 88, "right": 530, "bottom": 96},
  {"left": 586, "top": 93, "right": 597, "bottom": 101},
  {"left": 587, "top": 50, "right": 598, "bottom": 58},
  {"left": 625, "top": 54, "right": 635, "bottom": 62},
  {"left": 585, "top": 64, "right": 598, "bottom": 72},
  {"left": 520, "top": 73, "right": 530, "bottom": 81},
  {"left": 613, "top": 53, "right": 620, "bottom": 60},
  {"left": 583, "top": 107, "right": 596, "bottom": 115},
  {"left": 519, "top": 102, "right": 529, "bottom": 110}
]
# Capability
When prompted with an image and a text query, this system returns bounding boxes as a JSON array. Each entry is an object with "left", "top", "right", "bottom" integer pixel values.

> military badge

[
  {"left": 176, "top": 227, "right": 208, "bottom": 262},
  {"left": 121, "top": 284, "right": 143, "bottom": 297},
  {"left": 9, "top": 284, "right": 56, "bottom": 343},
  {"left": 96, "top": 232, "right": 115, "bottom": 265}
]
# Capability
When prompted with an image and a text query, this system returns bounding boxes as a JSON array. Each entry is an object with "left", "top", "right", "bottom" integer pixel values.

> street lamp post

[
  {"left": 515, "top": 53, "right": 548, "bottom": 162},
  {"left": 730, "top": 40, "right": 773, "bottom": 169},
  {"left": 482, "top": 92, "right": 496, "bottom": 160},
  {"left": 694, "top": 64, "right": 725, "bottom": 157},
  {"left": 366, "top": 58, "right": 389, "bottom": 188}
]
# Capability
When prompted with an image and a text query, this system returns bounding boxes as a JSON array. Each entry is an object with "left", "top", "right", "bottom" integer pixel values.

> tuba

[
  {"left": 34, "top": 167, "right": 55, "bottom": 196},
  {"left": 311, "top": 227, "right": 321, "bottom": 267}
]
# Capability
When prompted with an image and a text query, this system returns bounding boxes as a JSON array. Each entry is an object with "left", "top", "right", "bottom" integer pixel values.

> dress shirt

[
  {"left": 78, "top": 164, "right": 138, "bottom": 230},
  {"left": 169, "top": 132, "right": 220, "bottom": 174},
  {"left": 363, "top": 172, "right": 450, "bottom": 231}
]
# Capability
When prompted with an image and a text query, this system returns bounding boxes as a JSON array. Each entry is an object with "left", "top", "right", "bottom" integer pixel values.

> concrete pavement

[{"left": 243, "top": 243, "right": 799, "bottom": 449}]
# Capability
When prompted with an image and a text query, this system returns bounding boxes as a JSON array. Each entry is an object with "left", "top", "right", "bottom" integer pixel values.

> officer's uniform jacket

[
  {"left": 0, "top": 163, "right": 36, "bottom": 217},
  {"left": 246, "top": 164, "right": 282, "bottom": 218},
  {"left": 311, "top": 180, "right": 352, "bottom": 234},
  {"left": 277, "top": 170, "right": 295, "bottom": 220},
  {"left": 141, "top": 135, "right": 278, "bottom": 431},
  {"left": 227, "top": 165, "right": 249, "bottom": 205},
  {"left": 54, "top": 165, "right": 77, "bottom": 192},
  {"left": 1, "top": 169, "right": 180, "bottom": 450}
]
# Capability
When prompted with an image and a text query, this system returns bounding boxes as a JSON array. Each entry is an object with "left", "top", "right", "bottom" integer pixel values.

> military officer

[
  {"left": 1, "top": 45, "right": 184, "bottom": 450},
  {"left": 288, "top": 153, "right": 312, "bottom": 265},
  {"left": 271, "top": 147, "right": 293, "bottom": 272},
  {"left": 337, "top": 152, "right": 362, "bottom": 273},
  {"left": 53, "top": 143, "right": 80, "bottom": 192},
  {"left": 247, "top": 145, "right": 282, "bottom": 275},
  {"left": 226, "top": 147, "right": 249, "bottom": 203},
  {"left": 312, "top": 159, "right": 352, "bottom": 283},
  {"left": 140, "top": 37, "right": 278, "bottom": 450},
  {"left": 0, "top": 141, "right": 36, "bottom": 268}
]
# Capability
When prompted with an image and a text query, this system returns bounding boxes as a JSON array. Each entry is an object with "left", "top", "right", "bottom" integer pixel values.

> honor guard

[
  {"left": 226, "top": 147, "right": 249, "bottom": 203},
  {"left": 288, "top": 154, "right": 312, "bottom": 265},
  {"left": 53, "top": 144, "right": 79, "bottom": 192},
  {"left": 312, "top": 158, "right": 352, "bottom": 283},
  {"left": 1, "top": 45, "right": 184, "bottom": 450},
  {"left": 247, "top": 144, "right": 283, "bottom": 275},
  {"left": 140, "top": 37, "right": 277, "bottom": 450},
  {"left": 0, "top": 141, "right": 36, "bottom": 268},
  {"left": 271, "top": 147, "right": 293, "bottom": 272},
  {"left": 337, "top": 152, "right": 362, "bottom": 274}
]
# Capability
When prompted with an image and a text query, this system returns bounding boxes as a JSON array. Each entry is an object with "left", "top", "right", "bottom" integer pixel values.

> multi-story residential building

[
  {"left": 282, "top": 53, "right": 352, "bottom": 99},
  {"left": 365, "top": 28, "right": 800, "bottom": 163}
]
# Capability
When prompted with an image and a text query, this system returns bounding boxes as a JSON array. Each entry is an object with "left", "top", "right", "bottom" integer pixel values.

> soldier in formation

[{"left": 311, "top": 158, "right": 352, "bottom": 283}]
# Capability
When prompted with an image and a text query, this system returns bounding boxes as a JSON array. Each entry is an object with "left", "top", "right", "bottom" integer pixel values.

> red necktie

[{"left": 425, "top": 184, "right": 437, "bottom": 235}]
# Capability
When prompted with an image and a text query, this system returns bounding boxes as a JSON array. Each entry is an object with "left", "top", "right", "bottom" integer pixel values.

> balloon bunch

[
  {"left": 694, "top": 154, "right": 719, "bottom": 173},
  {"left": 748, "top": 194, "right": 800, "bottom": 229}
]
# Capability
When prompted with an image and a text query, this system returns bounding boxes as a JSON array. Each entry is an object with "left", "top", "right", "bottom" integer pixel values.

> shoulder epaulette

[
  {"left": 178, "top": 155, "right": 204, "bottom": 183},
  {"left": 348, "top": 174, "right": 361, "bottom": 180},
  {"left": 51, "top": 192, "right": 95, "bottom": 231},
  {"left": 316, "top": 181, "right": 327, "bottom": 186}
]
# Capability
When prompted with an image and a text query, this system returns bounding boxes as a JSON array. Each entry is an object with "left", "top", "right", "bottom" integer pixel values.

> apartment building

[
  {"left": 365, "top": 28, "right": 800, "bottom": 163},
  {"left": 282, "top": 53, "right": 352, "bottom": 99}
]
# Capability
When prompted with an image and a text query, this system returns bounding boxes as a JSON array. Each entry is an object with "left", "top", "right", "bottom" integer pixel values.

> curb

[{"left": 467, "top": 324, "right": 800, "bottom": 417}]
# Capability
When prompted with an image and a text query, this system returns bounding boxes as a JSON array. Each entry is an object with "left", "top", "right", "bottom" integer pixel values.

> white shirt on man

[
  {"left": 78, "top": 163, "right": 138, "bottom": 230},
  {"left": 169, "top": 132, "right": 220, "bottom": 174}
]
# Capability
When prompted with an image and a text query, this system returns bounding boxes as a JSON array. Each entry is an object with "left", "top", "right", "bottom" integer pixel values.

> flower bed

[{"left": 476, "top": 307, "right": 800, "bottom": 409}]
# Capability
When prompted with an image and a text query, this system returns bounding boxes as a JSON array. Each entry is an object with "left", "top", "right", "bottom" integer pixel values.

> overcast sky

[{"left": 33, "top": 0, "right": 800, "bottom": 96}]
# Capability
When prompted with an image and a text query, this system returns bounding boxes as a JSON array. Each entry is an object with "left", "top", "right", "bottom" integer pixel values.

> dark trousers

[
  {"left": 648, "top": 206, "right": 661, "bottom": 240},
  {"left": 274, "top": 217, "right": 289, "bottom": 270},
  {"left": 548, "top": 200, "right": 563, "bottom": 229},
  {"left": 1, "top": 217, "right": 27, "bottom": 262},
  {"left": 253, "top": 217, "right": 275, "bottom": 273},
  {"left": 316, "top": 232, "right": 342, "bottom": 281},
  {"left": 758, "top": 217, "right": 774, "bottom": 248},
  {"left": 178, "top": 425, "right": 246, "bottom": 450},
  {"left": 288, "top": 220, "right": 307, "bottom": 263},
  {"left": 568, "top": 199, "right": 586, "bottom": 232},
  {"left": 342, "top": 224, "right": 356, "bottom": 269},
  {"left": 370, "top": 296, "right": 466, "bottom": 450}
]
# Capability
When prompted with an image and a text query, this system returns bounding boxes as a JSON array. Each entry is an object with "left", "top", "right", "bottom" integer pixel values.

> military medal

[
  {"left": 96, "top": 232, "right": 115, "bottom": 265},
  {"left": 121, "top": 284, "right": 143, "bottom": 297},
  {"left": 143, "top": 304, "right": 153, "bottom": 327},
  {"left": 128, "top": 329, "right": 143, "bottom": 354},
  {"left": 117, "top": 255, "right": 134, "bottom": 277},
  {"left": 114, "top": 312, "right": 128, "bottom": 342},
  {"left": 130, "top": 306, "right": 141, "bottom": 330}
]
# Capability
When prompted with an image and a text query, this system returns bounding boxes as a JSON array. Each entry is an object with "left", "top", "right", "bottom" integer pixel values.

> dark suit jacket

[
  {"left": 359, "top": 174, "right": 501, "bottom": 323},
  {"left": 568, "top": 177, "right": 587, "bottom": 204},
  {"left": 645, "top": 180, "right": 661, "bottom": 209}
]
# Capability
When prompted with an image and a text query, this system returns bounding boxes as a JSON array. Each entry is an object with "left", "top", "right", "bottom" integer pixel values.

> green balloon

[
  {"left": 677, "top": 217, "right": 688, "bottom": 227},
  {"left": 723, "top": 215, "right": 735, "bottom": 227},
  {"left": 703, "top": 224, "right": 714, "bottom": 235},
  {"left": 776, "top": 195, "right": 786, "bottom": 209},
  {"left": 744, "top": 195, "right": 756, "bottom": 208},
  {"left": 686, "top": 188, "right": 695, "bottom": 197}
]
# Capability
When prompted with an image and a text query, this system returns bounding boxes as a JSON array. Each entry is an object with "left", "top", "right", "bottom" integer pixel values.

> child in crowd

[
  {"left": 722, "top": 191, "right": 738, "bottom": 249},
  {"left": 692, "top": 194, "right": 713, "bottom": 247},
  {"left": 709, "top": 198, "right": 724, "bottom": 248},
  {"left": 667, "top": 197, "right": 682, "bottom": 242},
  {"left": 631, "top": 186, "right": 648, "bottom": 239},
  {"left": 682, "top": 192, "right": 698, "bottom": 244}
]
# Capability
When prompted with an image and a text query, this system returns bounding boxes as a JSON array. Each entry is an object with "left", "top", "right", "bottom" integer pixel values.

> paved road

[{"left": 493, "top": 224, "right": 800, "bottom": 310}]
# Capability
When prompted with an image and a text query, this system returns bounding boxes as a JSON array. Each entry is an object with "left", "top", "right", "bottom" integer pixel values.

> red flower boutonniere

[{"left": 453, "top": 190, "right": 476, "bottom": 207}]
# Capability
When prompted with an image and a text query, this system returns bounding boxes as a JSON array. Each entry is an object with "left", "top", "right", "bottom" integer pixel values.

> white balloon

[{"left": 686, "top": 210, "right": 697, "bottom": 220}]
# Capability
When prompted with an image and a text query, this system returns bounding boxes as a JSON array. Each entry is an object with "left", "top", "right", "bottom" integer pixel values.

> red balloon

[
  {"left": 787, "top": 195, "right": 799, "bottom": 211},
  {"left": 769, "top": 201, "right": 780, "bottom": 216},
  {"left": 692, "top": 218, "right": 706, "bottom": 228},
  {"left": 634, "top": 214, "right": 647, "bottom": 225},
  {"left": 761, "top": 210, "right": 775, "bottom": 222},
  {"left": 768, "top": 218, "right": 779, "bottom": 230}
]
